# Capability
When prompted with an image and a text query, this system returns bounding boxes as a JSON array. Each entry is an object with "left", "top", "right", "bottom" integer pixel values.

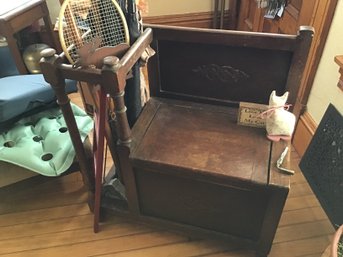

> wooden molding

[
  {"left": 293, "top": 111, "right": 317, "bottom": 157},
  {"left": 143, "top": 11, "right": 231, "bottom": 29}
]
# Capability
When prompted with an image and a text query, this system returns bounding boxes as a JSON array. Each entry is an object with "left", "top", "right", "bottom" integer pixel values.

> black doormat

[{"left": 300, "top": 104, "right": 343, "bottom": 226}]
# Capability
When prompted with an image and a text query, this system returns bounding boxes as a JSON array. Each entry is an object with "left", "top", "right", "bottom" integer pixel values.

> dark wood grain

[
  {"left": 131, "top": 98, "right": 270, "bottom": 186},
  {"left": 147, "top": 25, "right": 313, "bottom": 111}
]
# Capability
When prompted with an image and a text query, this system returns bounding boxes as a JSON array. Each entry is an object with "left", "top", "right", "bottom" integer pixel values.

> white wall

[
  {"left": 46, "top": 0, "right": 61, "bottom": 23},
  {"left": 46, "top": 0, "right": 218, "bottom": 21},
  {"left": 146, "top": 0, "right": 214, "bottom": 16},
  {"left": 307, "top": 0, "right": 343, "bottom": 124}
]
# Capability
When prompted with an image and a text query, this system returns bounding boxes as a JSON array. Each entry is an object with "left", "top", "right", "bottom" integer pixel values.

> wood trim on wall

[
  {"left": 293, "top": 111, "right": 317, "bottom": 157},
  {"left": 143, "top": 11, "right": 231, "bottom": 29}
]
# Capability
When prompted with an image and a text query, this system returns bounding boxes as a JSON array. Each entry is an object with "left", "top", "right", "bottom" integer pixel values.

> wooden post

[
  {"left": 40, "top": 48, "right": 95, "bottom": 211},
  {"left": 101, "top": 56, "right": 140, "bottom": 214}
]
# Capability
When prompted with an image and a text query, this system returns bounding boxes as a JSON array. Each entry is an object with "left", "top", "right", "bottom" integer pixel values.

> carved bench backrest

[{"left": 147, "top": 25, "right": 314, "bottom": 110}]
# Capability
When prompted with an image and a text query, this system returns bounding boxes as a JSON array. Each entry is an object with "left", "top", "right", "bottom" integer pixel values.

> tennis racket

[{"left": 58, "top": 0, "right": 130, "bottom": 66}]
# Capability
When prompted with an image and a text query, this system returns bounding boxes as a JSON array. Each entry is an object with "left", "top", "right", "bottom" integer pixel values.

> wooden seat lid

[{"left": 131, "top": 98, "right": 271, "bottom": 186}]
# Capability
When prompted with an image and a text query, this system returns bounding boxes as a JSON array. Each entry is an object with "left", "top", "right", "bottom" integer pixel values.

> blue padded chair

[
  {"left": 0, "top": 42, "right": 78, "bottom": 132},
  {"left": 0, "top": 46, "right": 90, "bottom": 188},
  {"left": 0, "top": 74, "right": 77, "bottom": 133}
]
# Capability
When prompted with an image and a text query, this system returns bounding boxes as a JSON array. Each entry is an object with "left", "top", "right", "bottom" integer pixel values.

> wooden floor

[{"left": 0, "top": 94, "right": 335, "bottom": 257}]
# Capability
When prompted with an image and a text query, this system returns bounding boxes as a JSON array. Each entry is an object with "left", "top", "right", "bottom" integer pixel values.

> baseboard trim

[
  {"left": 293, "top": 111, "right": 317, "bottom": 157},
  {"left": 143, "top": 11, "right": 231, "bottom": 29}
]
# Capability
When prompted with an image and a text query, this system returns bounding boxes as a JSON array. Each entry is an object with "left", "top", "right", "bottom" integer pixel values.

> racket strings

[
  {"left": 96, "top": 0, "right": 127, "bottom": 46},
  {"left": 61, "top": 0, "right": 128, "bottom": 64}
]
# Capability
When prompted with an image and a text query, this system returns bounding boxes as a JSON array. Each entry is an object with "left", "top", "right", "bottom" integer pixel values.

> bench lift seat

[{"left": 40, "top": 25, "right": 314, "bottom": 256}]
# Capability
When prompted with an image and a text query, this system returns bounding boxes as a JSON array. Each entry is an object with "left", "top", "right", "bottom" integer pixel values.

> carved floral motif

[{"left": 192, "top": 64, "right": 249, "bottom": 83}]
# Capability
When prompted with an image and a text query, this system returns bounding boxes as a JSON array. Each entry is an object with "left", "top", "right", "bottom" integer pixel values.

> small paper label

[{"left": 237, "top": 102, "right": 268, "bottom": 128}]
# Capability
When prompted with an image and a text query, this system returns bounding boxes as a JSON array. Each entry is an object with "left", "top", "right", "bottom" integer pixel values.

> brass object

[
  {"left": 23, "top": 43, "right": 50, "bottom": 74},
  {"left": 0, "top": 36, "right": 7, "bottom": 47}
]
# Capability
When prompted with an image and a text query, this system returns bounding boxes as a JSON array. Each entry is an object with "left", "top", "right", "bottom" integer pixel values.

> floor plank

[
  {"left": 269, "top": 236, "right": 332, "bottom": 257},
  {"left": 279, "top": 206, "right": 329, "bottom": 227},
  {"left": 95, "top": 240, "right": 237, "bottom": 257},
  {"left": 0, "top": 214, "right": 93, "bottom": 240},
  {"left": 0, "top": 218, "right": 162, "bottom": 254},
  {"left": 201, "top": 250, "right": 255, "bottom": 257},
  {"left": 284, "top": 194, "right": 321, "bottom": 211},
  {"left": 273, "top": 220, "right": 333, "bottom": 243},
  {"left": 2, "top": 231, "right": 189, "bottom": 257},
  {"left": 0, "top": 203, "right": 90, "bottom": 227}
]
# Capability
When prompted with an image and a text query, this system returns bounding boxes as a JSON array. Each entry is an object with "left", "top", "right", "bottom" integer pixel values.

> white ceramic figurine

[{"left": 265, "top": 90, "right": 296, "bottom": 141}]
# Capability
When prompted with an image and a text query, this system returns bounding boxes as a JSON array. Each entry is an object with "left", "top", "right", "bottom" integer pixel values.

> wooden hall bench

[{"left": 40, "top": 25, "right": 314, "bottom": 256}]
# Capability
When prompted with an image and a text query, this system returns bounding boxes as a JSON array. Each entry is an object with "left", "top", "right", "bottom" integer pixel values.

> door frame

[
  {"left": 291, "top": 0, "right": 339, "bottom": 156},
  {"left": 297, "top": 0, "right": 339, "bottom": 112}
]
